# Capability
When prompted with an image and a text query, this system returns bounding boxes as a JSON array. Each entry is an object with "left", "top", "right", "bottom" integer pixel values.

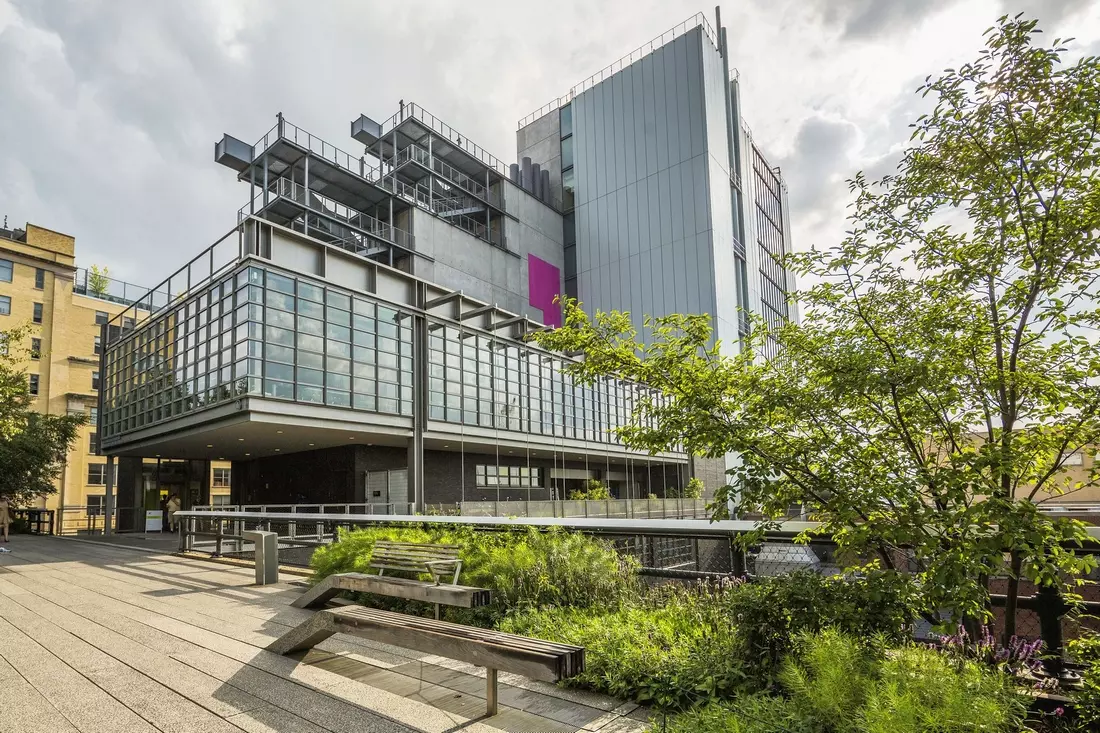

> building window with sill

[
  {"left": 87, "top": 463, "right": 107, "bottom": 486},
  {"left": 33, "top": 302, "right": 43, "bottom": 324},
  {"left": 212, "top": 468, "right": 231, "bottom": 488},
  {"left": 87, "top": 495, "right": 104, "bottom": 516},
  {"left": 91, "top": 371, "right": 100, "bottom": 390},
  {"left": 35, "top": 268, "right": 45, "bottom": 289},
  {"left": 29, "top": 373, "right": 39, "bottom": 395},
  {"left": 30, "top": 338, "right": 40, "bottom": 359}
]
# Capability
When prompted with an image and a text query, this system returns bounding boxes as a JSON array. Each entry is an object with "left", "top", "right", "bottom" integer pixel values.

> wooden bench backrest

[{"left": 368, "top": 541, "right": 460, "bottom": 576}]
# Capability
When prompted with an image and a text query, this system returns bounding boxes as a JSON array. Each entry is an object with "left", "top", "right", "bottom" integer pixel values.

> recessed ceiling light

[
  {"left": 218, "top": 457, "right": 225, "bottom": 460},
  {"left": 308, "top": 443, "right": 315, "bottom": 446},
  {"left": 275, "top": 448, "right": 281, "bottom": 452},
  {"left": 245, "top": 453, "right": 250, "bottom": 456},
  {"left": 155, "top": 454, "right": 161, "bottom": 457},
  {"left": 349, "top": 436, "right": 355, "bottom": 440},
  {"left": 206, "top": 444, "right": 213, "bottom": 448},
  {"left": 509, "top": 450, "right": 514, "bottom": 453},
  {"left": 277, "top": 430, "right": 283, "bottom": 434},
  {"left": 237, "top": 438, "right": 244, "bottom": 442},
  {"left": 443, "top": 444, "right": 450, "bottom": 448}
]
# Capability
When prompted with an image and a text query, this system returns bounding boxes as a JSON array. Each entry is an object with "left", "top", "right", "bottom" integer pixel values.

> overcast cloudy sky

[{"left": 1, "top": 0, "right": 1097, "bottom": 288}]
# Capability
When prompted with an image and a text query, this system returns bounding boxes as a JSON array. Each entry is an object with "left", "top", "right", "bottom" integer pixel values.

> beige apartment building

[{"left": 0, "top": 221, "right": 230, "bottom": 531}]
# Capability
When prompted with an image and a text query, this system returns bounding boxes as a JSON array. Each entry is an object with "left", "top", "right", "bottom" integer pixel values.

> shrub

[
  {"left": 665, "top": 696, "right": 816, "bottom": 733},
  {"left": 308, "top": 525, "right": 637, "bottom": 622},
  {"left": 723, "top": 569, "right": 918, "bottom": 680},
  {"left": 665, "top": 631, "right": 1025, "bottom": 733},
  {"left": 502, "top": 584, "right": 746, "bottom": 709},
  {"left": 569, "top": 479, "right": 611, "bottom": 500},
  {"left": 779, "top": 630, "right": 878, "bottom": 733},
  {"left": 1069, "top": 630, "right": 1100, "bottom": 728},
  {"left": 861, "top": 645, "right": 1026, "bottom": 733}
]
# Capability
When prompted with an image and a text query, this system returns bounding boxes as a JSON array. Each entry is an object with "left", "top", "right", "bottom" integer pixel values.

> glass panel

[
  {"left": 560, "top": 103, "right": 572, "bottom": 137},
  {"left": 561, "top": 136, "right": 573, "bottom": 169},
  {"left": 562, "top": 167, "right": 575, "bottom": 210},
  {"left": 267, "top": 272, "right": 294, "bottom": 294},
  {"left": 298, "top": 282, "right": 323, "bottom": 302}
]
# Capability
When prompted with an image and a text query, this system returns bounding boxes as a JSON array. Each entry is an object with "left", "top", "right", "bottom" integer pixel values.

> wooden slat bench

[
  {"left": 293, "top": 541, "right": 491, "bottom": 619},
  {"left": 267, "top": 606, "right": 584, "bottom": 716}
]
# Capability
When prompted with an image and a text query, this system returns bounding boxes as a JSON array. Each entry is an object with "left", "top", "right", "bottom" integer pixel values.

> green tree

[
  {"left": 0, "top": 326, "right": 86, "bottom": 505},
  {"left": 536, "top": 16, "right": 1100, "bottom": 633},
  {"left": 88, "top": 265, "right": 110, "bottom": 297}
]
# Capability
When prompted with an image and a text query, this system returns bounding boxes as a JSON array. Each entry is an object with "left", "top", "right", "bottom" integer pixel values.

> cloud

[{"left": 1, "top": 0, "right": 1098, "bottom": 291}]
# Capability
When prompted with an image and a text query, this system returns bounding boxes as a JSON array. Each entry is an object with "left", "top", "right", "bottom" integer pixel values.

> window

[
  {"left": 34, "top": 268, "right": 45, "bottom": 290},
  {"left": 87, "top": 463, "right": 107, "bottom": 485},
  {"left": 94, "top": 311, "right": 108, "bottom": 325},
  {"left": 88, "top": 406, "right": 98, "bottom": 425},
  {"left": 91, "top": 371, "right": 100, "bottom": 390},
  {"left": 561, "top": 136, "right": 573, "bottom": 169},
  {"left": 0, "top": 295, "right": 10, "bottom": 316},
  {"left": 475, "top": 464, "right": 542, "bottom": 488},
  {"left": 0, "top": 259, "right": 11, "bottom": 282},
  {"left": 33, "top": 302, "right": 43, "bottom": 324},
  {"left": 87, "top": 495, "right": 104, "bottom": 516},
  {"left": 1065, "top": 451, "right": 1085, "bottom": 466},
  {"left": 30, "top": 338, "right": 40, "bottom": 359},
  {"left": 559, "top": 103, "right": 572, "bottom": 138},
  {"left": 94, "top": 335, "right": 101, "bottom": 356},
  {"left": 28, "top": 374, "right": 39, "bottom": 395},
  {"left": 89, "top": 432, "right": 99, "bottom": 455},
  {"left": 562, "top": 168, "right": 575, "bottom": 210},
  {"left": 212, "top": 494, "right": 232, "bottom": 506},
  {"left": 212, "top": 467, "right": 231, "bottom": 488}
]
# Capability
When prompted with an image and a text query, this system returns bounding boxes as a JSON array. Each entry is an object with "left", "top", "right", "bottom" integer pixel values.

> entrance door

[{"left": 365, "top": 469, "right": 408, "bottom": 511}]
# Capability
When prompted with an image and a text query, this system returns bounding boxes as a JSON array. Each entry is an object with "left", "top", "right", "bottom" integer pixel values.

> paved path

[{"left": 0, "top": 536, "right": 647, "bottom": 733}]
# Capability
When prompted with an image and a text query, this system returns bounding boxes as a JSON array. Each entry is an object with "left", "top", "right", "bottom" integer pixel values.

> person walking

[
  {"left": 0, "top": 495, "right": 12, "bottom": 545},
  {"left": 166, "top": 493, "right": 181, "bottom": 533}
]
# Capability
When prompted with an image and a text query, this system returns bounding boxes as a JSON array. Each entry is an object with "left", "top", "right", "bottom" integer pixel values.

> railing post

[
  {"left": 1036, "top": 584, "right": 1070, "bottom": 680},
  {"left": 728, "top": 533, "right": 747, "bottom": 577}
]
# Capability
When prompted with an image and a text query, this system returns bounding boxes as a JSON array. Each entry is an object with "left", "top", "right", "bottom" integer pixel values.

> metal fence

[{"left": 175, "top": 509, "right": 1100, "bottom": 670}]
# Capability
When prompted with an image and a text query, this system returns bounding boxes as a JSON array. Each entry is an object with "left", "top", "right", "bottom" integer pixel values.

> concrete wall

[
  {"left": 412, "top": 196, "right": 564, "bottom": 324},
  {"left": 516, "top": 108, "right": 563, "bottom": 203}
]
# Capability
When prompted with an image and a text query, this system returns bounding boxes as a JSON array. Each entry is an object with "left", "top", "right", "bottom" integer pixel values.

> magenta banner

[{"left": 527, "top": 254, "right": 562, "bottom": 328}]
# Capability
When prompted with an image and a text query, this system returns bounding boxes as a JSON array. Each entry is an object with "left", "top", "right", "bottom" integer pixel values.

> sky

[{"left": 1, "top": 0, "right": 1098, "bottom": 290}]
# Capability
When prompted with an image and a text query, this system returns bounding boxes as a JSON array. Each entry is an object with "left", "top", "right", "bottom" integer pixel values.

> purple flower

[{"left": 1054, "top": 706, "right": 1065, "bottom": 717}]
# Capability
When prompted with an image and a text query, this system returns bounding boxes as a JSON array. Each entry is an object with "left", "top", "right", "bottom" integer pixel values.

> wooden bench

[
  {"left": 267, "top": 606, "right": 584, "bottom": 716},
  {"left": 293, "top": 541, "right": 491, "bottom": 619}
]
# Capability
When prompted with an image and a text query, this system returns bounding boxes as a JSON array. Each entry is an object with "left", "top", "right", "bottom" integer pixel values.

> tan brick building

[{"left": 0, "top": 221, "right": 230, "bottom": 531}]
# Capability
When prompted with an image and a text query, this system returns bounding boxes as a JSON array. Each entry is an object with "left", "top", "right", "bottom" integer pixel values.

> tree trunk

[{"left": 1002, "top": 550, "right": 1023, "bottom": 644}]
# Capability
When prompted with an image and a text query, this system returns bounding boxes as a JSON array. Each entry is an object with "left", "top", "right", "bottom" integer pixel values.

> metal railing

[
  {"left": 380, "top": 102, "right": 510, "bottom": 178},
  {"left": 241, "top": 177, "right": 416, "bottom": 253},
  {"left": 10, "top": 508, "right": 54, "bottom": 535},
  {"left": 458, "top": 497, "right": 708, "bottom": 519},
  {"left": 73, "top": 268, "right": 149, "bottom": 308},
  {"left": 104, "top": 223, "right": 243, "bottom": 334},
  {"left": 378, "top": 173, "right": 504, "bottom": 249},
  {"left": 54, "top": 506, "right": 160, "bottom": 536},
  {"left": 518, "top": 12, "right": 718, "bottom": 129},
  {"left": 254, "top": 115, "right": 380, "bottom": 182},
  {"left": 393, "top": 143, "right": 503, "bottom": 209}
]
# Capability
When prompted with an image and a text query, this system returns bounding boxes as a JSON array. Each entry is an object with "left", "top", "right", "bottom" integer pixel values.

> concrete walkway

[{"left": 0, "top": 536, "right": 647, "bottom": 733}]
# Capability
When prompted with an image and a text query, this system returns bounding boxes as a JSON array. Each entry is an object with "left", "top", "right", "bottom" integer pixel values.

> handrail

[
  {"left": 243, "top": 177, "right": 416, "bottom": 253},
  {"left": 105, "top": 223, "right": 243, "bottom": 335},
  {"left": 394, "top": 143, "right": 503, "bottom": 208},
  {"left": 518, "top": 12, "right": 717, "bottom": 129},
  {"left": 254, "top": 116, "right": 380, "bottom": 181},
  {"left": 379, "top": 102, "right": 509, "bottom": 178}
]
